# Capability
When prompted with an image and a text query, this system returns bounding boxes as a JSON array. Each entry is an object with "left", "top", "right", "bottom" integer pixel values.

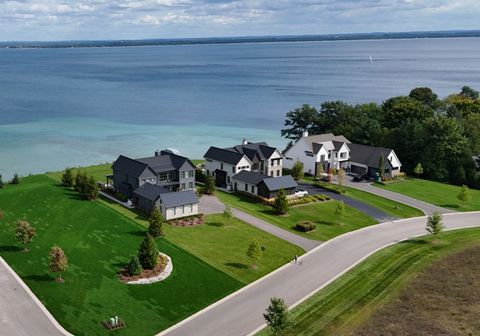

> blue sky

[{"left": 1, "top": 0, "right": 479, "bottom": 41}]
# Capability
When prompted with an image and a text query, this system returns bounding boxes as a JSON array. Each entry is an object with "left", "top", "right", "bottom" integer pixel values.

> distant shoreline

[{"left": 1, "top": 30, "right": 480, "bottom": 49}]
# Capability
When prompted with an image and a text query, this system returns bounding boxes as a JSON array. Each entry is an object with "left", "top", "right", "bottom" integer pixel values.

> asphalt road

[
  {"left": 159, "top": 212, "right": 480, "bottom": 336},
  {"left": 297, "top": 182, "right": 398, "bottom": 222}
]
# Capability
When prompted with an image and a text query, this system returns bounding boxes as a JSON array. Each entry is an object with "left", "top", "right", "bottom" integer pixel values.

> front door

[{"left": 215, "top": 170, "right": 227, "bottom": 188}]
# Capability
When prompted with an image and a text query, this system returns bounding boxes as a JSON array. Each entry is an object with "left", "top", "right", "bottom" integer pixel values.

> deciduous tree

[
  {"left": 426, "top": 212, "right": 444, "bottom": 241},
  {"left": 413, "top": 163, "right": 424, "bottom": 178},
  {"left": 291, "top": 161, "right": 304, "bottom": 181},
  {"left": 457, "top": 184, "right": 471, "bottom": 208},
  {"left": 204, "top": 175, "right": 216, "bottom": 195},
  {"left": 281, "top": 104, "right": 319, "bottom": 139},
  {"left": 49, "top": 246, "right": 68, "bottom": 282},
  {"left": 263, "top": 297, "right": 292, "bottom": 336},
  {"left": 335, "top": 201, "right": 346, "bottom": 226},
  {"left": 247, "top": 239, "right": 263, "bottom": 268},
  {"left": 15, "top": 220, "right": 36, "bottom": 252},
  {"left": 222, "top": 203, "right": 233, "bottom": 225}
]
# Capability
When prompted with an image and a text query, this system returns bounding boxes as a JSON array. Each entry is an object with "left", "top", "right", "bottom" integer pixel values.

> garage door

[{"left": 351, "top": 164, "right": 367, "bottom": 175}]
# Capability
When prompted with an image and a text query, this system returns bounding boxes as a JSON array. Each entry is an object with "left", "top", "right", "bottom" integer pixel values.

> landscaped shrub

[
  {"left": 314, "top": 182, "right": 345, "bottom": 194},
  {"left": 127, "top": 256, "right": 142, "bottom": 276},
  {"left": 10, "top": 173, "right": 20, "bottom": 185},
  {"left": 137, "top": 233, "right": 159, "bottom": 270},
  {"left": 296, "top": 221, "right": 316, "bottom": 232},
  {"left": 195, "top": 168, "right": 205, "bottom": 183},
  {"left": 115, "top": 192, "right": 128, "bottom": 202},
  {"left": 61, "top": 168, "right": 74, "bottom": 187}
]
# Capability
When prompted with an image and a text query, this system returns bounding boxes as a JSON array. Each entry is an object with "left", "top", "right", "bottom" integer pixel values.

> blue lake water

[{"left": 1, "top": 37, "right": 480, "bottom": 178}]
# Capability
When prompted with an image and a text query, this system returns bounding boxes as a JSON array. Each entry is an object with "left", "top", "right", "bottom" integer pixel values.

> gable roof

[
  {"left": 112, "top": 155, "right": 153, "bottom": 178},
  {"left": 348, "top": 143, "right": 395, "bottom": 169},
  {"left": 159, "top": 190, "right": 199, "bottom": 208},
  {"left": 204, "top": 146, "right": 248, "bottom": 165},
  {"left": 228, "top": 142, "right": 278, "bottom": 161},
  {"left": 303, "top": 133, "right": 351, "bottom": 150},
  {"left": 261, "top": 175, "right": 298, "bottom": 191},
  {"left": 232, "top": 170, "right": 268, "bottom": 185},
  {"left": 136, "top": 151, "right": 194, "bottom": 173},
  {"left": 332, "top": 140, "right": 348, "bottom": 151},
  {"left": 133, "top": 183, "right": 170, "bottom": 201}
]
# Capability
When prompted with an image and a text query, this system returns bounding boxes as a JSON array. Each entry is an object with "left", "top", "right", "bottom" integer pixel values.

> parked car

[
  {"left": 295, "top": 189, "right": 309, "bottom": 197},
  {"left": 353, "top": 174, "right": 368, "bottom": 182}
]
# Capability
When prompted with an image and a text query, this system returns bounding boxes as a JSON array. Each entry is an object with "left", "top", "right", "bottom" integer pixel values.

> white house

[
  {"left": 283, "top": 131, "right": 351, "bottom": 175},
  {"left": 204, "top": 139, "right": 283, "bottom": 188}
]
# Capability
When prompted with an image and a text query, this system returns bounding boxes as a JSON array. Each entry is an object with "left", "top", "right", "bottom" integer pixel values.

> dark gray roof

[
  {"left": 332, "top": 140, "right": 347, "bottom": 151},
  {"left": 312, "top": 143, "right": 324, "bottom": 154},
  {"left": 133, "top": 183, "right": 170, "bottom": 201},
  {"left": 261, "top": 175, "right": 298, "bottom": 192},
  {"left": 204, "top": 146, "right": 246, "bottom": 165},
  {"left": 136, "top": 151, "right": 194, "bottom": 173},
  {"left": 228, "top": 142, "right": 277, "bottom": 161},
  {"left": 232, "top": 170, "right": 268, "bottom": 185},
  {"left": 159, "top": 190, "right": 199, "bottom": 208},
  {"left": 112, "top": 155, "right": 151, "bottom": 178},
  {"left": 348, "top": 143, "right": 395, "bottom": 169}
]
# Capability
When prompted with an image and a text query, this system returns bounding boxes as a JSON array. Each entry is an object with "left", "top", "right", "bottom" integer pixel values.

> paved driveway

[
  {"left": 199, "top": 195, "right": 320, "bottom": 251},
  {"left": 298, "top": 183, "right": 398, "bottom": 222},
  {"left": 0, "top": 258, "right": 70, "bottom": 336},
  {"left": 341, "top": 178, "right": 454, "bottom": 215},
  {"left": 159, "top": 212, "right": 480, "bottom": 336}
]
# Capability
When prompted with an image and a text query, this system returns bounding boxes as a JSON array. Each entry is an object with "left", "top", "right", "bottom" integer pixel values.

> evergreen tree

[
  {"left": 263, "top": 297, "right": 292, "bottom": 336},
  {"left": 49, "top": 246, "right": 68, "bottom": 282},
  {"left": 127, "top": 256, "right": 142, "bottom": 276},
  {"left": 413, "top": 163, "right": 424, "bottom": 178},
  {"left": 378, "top": 155, "right": 385, "bottom": 179},
  {"left": 222, "top": 203, "right": 233, "bottom": 225},
  {"left": 457, "top": 184, "right": 471, "bottom": 208},
  {"left": 273, "top": 189, "right": 289, "bottom": 215},
  {"left": 0, "top": 175, "right": 4, "bottom": 189},
  {"left": 11, "top": 173, "right": 20, "bottom": 184},
  {"left": 137, "top": 233, "right": 159, "bottom": 270},
  {"left": 204, "top": 175, "right": 216, "bottom": 195},
  {"left": 335, "top": 201, "right": 346, "bottom": 226},
  {"left": 15, "top": 220, "right": 36, "bottom": 252},
  {"left": 148, "top": 207, "right": 165, "bottom": 238},
  {"left": 426, "top": 212, "right": 444, "bottom": 241},
  {"left": 84, "top": 176, "right": 99, "bottom": 200},
  {"left": 247, "top": 239, "right": 263, "bottom": 268},
  {"left": 61, "top": 168, "right": 74, "bottom": 187},
  {"left": 74, "top": 171, "right": 88, "bottom": 193},
  {"left": 291, "top": 161, "right": 304, "bottom": 180}
]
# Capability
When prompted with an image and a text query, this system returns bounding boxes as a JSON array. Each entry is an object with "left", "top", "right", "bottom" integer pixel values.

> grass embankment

[
  {"left": 0, "top": 175, "right": 242, "bottom": 335},
  {"left": 375, "top": 178, "right": 480, "bottom": 212},
  {"left": 48, "top": 164, "right": 303, "bottom": 284},
  {"left": 47, "top": 163, "right": 112, "bottom": 183},
  {"left": 305, "top": 179, "right": 423, "bottom": 218},
  {"left": 216, "top": 191, "right": 377, "bottom": 241},
  {"left": 257, "top": 228, "right": 480, "bottom": 336}
]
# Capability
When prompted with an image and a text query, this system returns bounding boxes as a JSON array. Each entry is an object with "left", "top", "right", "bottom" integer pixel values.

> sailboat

[{"left": 369, "top": 56, "right": 374, "bottom": 63}]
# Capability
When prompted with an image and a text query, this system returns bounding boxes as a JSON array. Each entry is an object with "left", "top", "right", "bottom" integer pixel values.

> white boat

[{"left": 369, "top": 56, "right": 374, "bottom": 63}]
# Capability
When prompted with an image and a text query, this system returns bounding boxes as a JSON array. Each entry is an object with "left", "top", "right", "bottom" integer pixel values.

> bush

[
  {"left": 195, "top": 168, "right": 205, "bottom": 183},
  {"left": 0, "top": 175, "right": 5, "bottom": 189},
  {"left": 137, "top": 233, "right": 159, "bottom": 270},
  {"left": 61, "top": 168, "right": 74, "bottom": 187},
  {"left": 127, "top": 256, "right": 142, "bottom": 276},
  {"left": 314, "top": 182, "right": 345, "bottom": 194},
  {"left": 10, "top": 173, "right": 20, "bottom": 185},
  {"left": 296, "top": 221, "right": 316, "bottom": 232},
  {"left": 115, "top": 192, "right": 128, "bottom": 202}
]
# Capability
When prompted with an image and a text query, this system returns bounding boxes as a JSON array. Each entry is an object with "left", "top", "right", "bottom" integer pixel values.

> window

[
  {"left": 320, "top": 155, "right": 325, "bottom": 161},
  {"left": 190, "top": 204, "right": 193, "bottom": 212},
  {"left": 232, "top": 166, "right": 236, "bottom": 173},
  {"left": 328, "top": 151, "right": 331, "bottom": 159},
  {"left": 340, "top": 152, "right": 346, "bottom": 159},
  {"left": 220, "top": 163, "right": 224, "bottom": 170},
  {"left": 277, "top": 170, "right": 280, "bottom": 176},
  {"left": 181, "top": 171, "right": 186, "bottom": 179},
  {"left": 188, "top": 182, "right": 193, "bottom": 189},
  {"left": 189, "top": 170, "right": 195, "bottom": 178},
  {"left": 227, "top": 176, "right": 231, "bottom": 183},
  {"left": 251, "top": 185, "right": 254, "bottom": 193},
  {"left": 173, "top": 207, "right": 176, "bottom": 215},
  {"left": 270, "top": 171, "right": 273, "bottom": 177},
  {"left": 181, "top": 183, "right": 185, "bottom": 190},
  {"left": 181, "top": 205, "right": 185, "bottom": 214},
  {"left": 158, "top": 172, "right": 168, "bottom": 181},
  {"left": 335, "top": 152, "right": 338, "bottom": 158},
  {"left": 245, "top": 183, "right": 248, "bottom": 191}
]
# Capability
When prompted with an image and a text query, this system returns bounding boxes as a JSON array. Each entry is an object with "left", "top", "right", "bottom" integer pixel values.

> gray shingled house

[
  {"left": 348, "top": 143, "right": 402, "bottom": 177},
  {"left": 110, "top": 150, "right": 198, "bottom": 219},
  {"left": 231, "top": 170, "right": 298, "bottom": 199}
]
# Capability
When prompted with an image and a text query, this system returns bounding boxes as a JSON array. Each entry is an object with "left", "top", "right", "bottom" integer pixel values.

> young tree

[
  {"left": 49, "top": 246, "right": 68, "bottom": 282},
  {"left": 137, "top": 233, "right": 159, "bottom": 270},
  {"left": 315, "top": 163, "right": 324, "bottom": 178},
  {"left": 247, "top": 239, "right": 263, "bottom": 268},
  {"left": 413, "top": 163, "right": 424, "bottom": 178},
  {"left": 83, "top": 176, "right": 99, "bottom": 200},
  {"left": 457, "top": 184, "right": 471, "bottom": 208},
  {"left": 426, "top": 212, "right": 444, "bottom": 241},
  {"left": 11, "top": 173, "right": 20, "bottom": 185},
  {"left": 378, "top": 155, "right": 385, "bottom": 179},
  {"left": 337, "top": 168, "right": 345, "bottom": 191},
  {"left": 263, "top": 297, "right": 292, "bottom": 336},
  {"left": 204, "top": 174, "right": 216, "bottom": 195},
  {"left": 15, "top": 220, "right": 36, "bottom": 252},
  {"left": 0, "top": 175, "right": 4, "bottom": 189},
  {"left": 74, "top": 171, "right": 87, "bottom": 193},
  {"left": 61, "top": 168, "right": 74, "bottom": 187},
  {"left": 222, "top": 203, "right": 233, "bottom": 225},
  {"left": 127, "top": 255, "right": 142, "bottom": 276},
  {"left": 273, "top": 189, "right": 289, "bottom": 215},
  {"left": 291, "top": 161, "right": 304, "bottom": 181},
  {"left": 335, "top": 201, "right": 346, "bottom": 226},
  {"left": 148, "top": 207, "right": 165, "bottom": 238}
]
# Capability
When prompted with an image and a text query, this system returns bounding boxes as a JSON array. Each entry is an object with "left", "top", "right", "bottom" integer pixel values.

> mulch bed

[
  {"left": 168, "top": 214, "right": 205, "bottom": 227},
  {"left": 118, "top": 255, "right": 167, "bottom": 283},
  {"left": 102, "top": 318, "right": 126, "bottom": 331}
]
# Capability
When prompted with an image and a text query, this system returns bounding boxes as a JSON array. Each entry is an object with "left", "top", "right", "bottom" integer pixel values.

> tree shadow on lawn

[
  {"left": 127, "top": 230, "right": 147, "bottom": 237},
  {"left": 206, "top": 222, "right": 225, "bottom": 227},
  {"left": 24, "top": 274, "right": 54, "bottom": 282},
  {"left": 438, "top": 204, "right": 460, "bottom": 209},
  {"left": 399, "top": 238, "right": 429, "bottom": 245},
  {"left": 225, "top": 262, "right": 248, "bottom": 270},
  {"left": 0, "top": 245, "right": 23, "bottom": 253}
]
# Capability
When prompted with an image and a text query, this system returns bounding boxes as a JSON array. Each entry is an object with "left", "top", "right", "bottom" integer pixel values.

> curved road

[{"left": 159, "top": 212, "right": 480, "bottom": 336}]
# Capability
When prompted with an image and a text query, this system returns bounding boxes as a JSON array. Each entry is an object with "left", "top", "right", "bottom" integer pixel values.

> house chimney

[
  {"left": 155, "top": 149, "right": 161, "bottom": 157},
  {"left": 242, "top": 138, "right": 248, "bottom": 145},
  {"left": 302, "top": 130, "right": 309, "bottom": 138}
]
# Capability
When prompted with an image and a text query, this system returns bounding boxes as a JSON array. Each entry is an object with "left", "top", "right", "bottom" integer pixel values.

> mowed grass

[
  {"left": 376, "top": 178, "right": 480, "bottom": 212},
  {"left": 0, "top": 175, "right": 242, "bottom": 336},
  {"left": 167, "top": 214, "right": 304, "bottom": 284},
  {"left": 256, "top": 228, "right": 480, "bottom": 336},
  {"left": 216, "top": 191, "right": 377, "bottom": 241},
  {"left": 47, "top": 163, "right": 112, "bottom": 183}
]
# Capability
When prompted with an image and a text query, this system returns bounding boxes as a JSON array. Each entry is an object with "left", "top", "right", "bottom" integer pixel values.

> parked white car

[{"left": 295, "top": 189, "right": 309, "bottom": 198}]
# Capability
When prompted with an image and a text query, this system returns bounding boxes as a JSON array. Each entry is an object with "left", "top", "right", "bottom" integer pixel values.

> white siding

[
  {"left": 283, "top": 139, "right": 316, "bottom": 174},
  {"left": 204, "top": 156, "right": 252, "bottom": 186},
  {"left": 165, "top": 203, "right": 199, "bottom": 220},
  {"left": 231, "top": 178, "right": 258, "bottom": 196}
]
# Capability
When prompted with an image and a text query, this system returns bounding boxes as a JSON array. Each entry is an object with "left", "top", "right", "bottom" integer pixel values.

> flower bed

[
  {"left": 168, "top": 214, "right": 205, "bottom": 227},
  {"left": 118, "top": 254, "right": 168, "bottom": 284}
]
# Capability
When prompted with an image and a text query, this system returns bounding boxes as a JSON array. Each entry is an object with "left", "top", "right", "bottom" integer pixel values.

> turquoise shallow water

[{"left": 1, "top": 38, "right": 480, "bottom": 178}]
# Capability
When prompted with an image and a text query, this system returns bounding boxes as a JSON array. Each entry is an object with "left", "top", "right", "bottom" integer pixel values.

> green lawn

[
  {"left": 47, "top": 163, "right": 112, "bottom": 183},
  {"left": 376, "top": 178, "right": 480, "bottom": 212},
  {"left": 303, "top": 179, "right": 423, "bottom": 218},
  {"left": 216, "top": 192, "right": 377, "bottom": 241},
  {"left": 257, "top": 227, "right": 480, "bottom": 336},
  {"left": 0, "top": 175, "right": 242, "bottom": 336},
  {"left": 167, "top": 214, "right": 304, "bottom": 284}
]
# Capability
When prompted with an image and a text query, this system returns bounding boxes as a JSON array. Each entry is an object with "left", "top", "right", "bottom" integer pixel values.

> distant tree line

[{"left": 282, "top": 86, "right": 480, "bottom": 188}]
